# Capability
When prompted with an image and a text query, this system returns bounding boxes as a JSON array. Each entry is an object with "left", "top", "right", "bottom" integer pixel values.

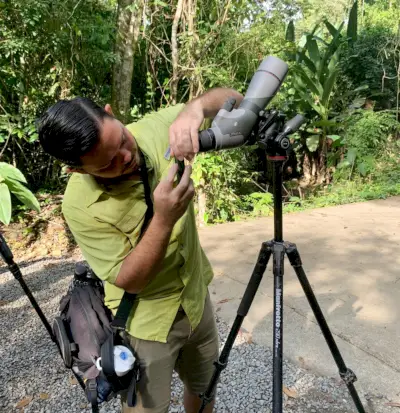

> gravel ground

[{"left": 0, "top": 256, "right": 396, "bottom": 413}]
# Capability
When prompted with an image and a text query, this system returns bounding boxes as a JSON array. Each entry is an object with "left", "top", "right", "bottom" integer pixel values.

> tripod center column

[{"left": 272, "top": 160, "right": 284, "bottom": 242}]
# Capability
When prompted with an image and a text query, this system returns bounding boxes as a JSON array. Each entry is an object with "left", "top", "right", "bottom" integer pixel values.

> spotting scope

[{"left": 198, "top": 56, "right": 289, "bottom": 152}]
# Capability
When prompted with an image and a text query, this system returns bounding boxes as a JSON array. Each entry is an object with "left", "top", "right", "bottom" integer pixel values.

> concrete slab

[{"left": 199, "top": 197, "right": 400, "bottom": 400}]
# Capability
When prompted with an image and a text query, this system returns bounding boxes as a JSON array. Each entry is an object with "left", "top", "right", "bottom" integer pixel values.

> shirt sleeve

[
  {"left": 62, "top": 204, "right": 132, "bottom": 284},
  {"left": 152, "top": 103, "right": 212, "bottom": 130}
]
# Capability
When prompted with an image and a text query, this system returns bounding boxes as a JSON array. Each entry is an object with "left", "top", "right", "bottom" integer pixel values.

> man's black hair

[{"left": 38, "top": 97, "right": 113, "bottom": 166}]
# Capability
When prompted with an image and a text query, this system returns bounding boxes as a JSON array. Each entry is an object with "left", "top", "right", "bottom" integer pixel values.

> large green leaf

[
  {"left": 321, "top": 67, "right": 339, "bottom": 106},
  {"left": 347, "top": 148, "right": 357, "bottom": 165},
  {"left": 297, "top": 51, "right": 317, "bottom": 73},
  {"left": 0, "top": 162, "right": 27, "bottom": 183},
  {"left": 286, "top": 21, "right": 295, "bottom": 42},
  {"left": 297, "top": 24, "right": 320, "bottom": 62},
  {"left": 0, "top": 182, "right": 11, "bottom": 225},
  {"left": 314, "top": 119, "right": 340, "bottom": 128},
  {"left": 306, "top": 35, "right": 320, "bottom": 66},
  {"left": 347, "top": 1, "right": 358, "bottom": 45},
  {"left": 327, "top": 135, "right": 343, "bottom": 148},
  {"left": 306, "top": 135, "right": 320, "bottom": 152},
  {"left": 298, "top": 89, "right": 324, "bottom": 117},
  {"left": 293, "top": 67, "right": 322, "bottom": 96},
  {"left": 4, "top": 178, "right": 40, "bottom": 212},
  {"left": 324, "top": 20, "right": 339, "bottom": 37},
  {"left": 318, "top": 22, "right": 344, "bottom": 81},
  {"left": 327, "top": 49, "right": 340, "bottom": 72},
  {"left": 357, "top": 162, "right": 367, "bottom": 176}
]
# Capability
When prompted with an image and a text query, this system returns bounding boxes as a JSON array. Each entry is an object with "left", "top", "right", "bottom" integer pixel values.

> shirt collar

[{"left": 83, "top": 144, "right": 153, "bottom": 208}]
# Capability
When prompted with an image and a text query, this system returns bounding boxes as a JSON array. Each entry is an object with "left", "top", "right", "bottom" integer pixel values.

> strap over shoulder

[{"left": 111, "top": 150, "right": 153, "bottom": 331}]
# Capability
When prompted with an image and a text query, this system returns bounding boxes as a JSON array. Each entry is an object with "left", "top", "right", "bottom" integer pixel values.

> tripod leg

[
  {"left": 286, "top": 243, "right": 366, "bottom": 413},
  {"left": 198, "top": 242, "right": 272, "bottom": 413},
  {"left": 272, "top": 242, "right": 285, "bottom": 413}
]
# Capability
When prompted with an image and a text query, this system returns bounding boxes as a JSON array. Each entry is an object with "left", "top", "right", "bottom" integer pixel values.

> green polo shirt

[{"left": 62, "top": 104, "right": 214, "bottom": 343}]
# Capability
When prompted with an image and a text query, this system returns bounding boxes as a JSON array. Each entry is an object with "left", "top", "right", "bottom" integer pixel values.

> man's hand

[
  {"left": 169, "top": 88, "right": 244, "bottom": 162},
  {"left": 169, "top": 102, "right": 203, "bottom": 162},
  {"left": 153, "top": 163, "right": 195, "bottom": 229}
]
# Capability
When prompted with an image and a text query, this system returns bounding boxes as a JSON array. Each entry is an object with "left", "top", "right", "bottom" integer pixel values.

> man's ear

[{"left": 104, "top": 104, "right": 114, "bottom": 116}]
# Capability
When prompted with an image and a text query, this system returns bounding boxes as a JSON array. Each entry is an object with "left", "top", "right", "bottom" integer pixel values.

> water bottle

[
  {"left": 113, "top": 345, "right": 135, "bottom": 376},
  {"left": 95, "top": 345, "right": 135, "bottom": 377}
]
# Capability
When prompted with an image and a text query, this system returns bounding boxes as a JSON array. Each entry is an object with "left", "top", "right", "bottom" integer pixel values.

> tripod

[{"left": 198, "top": 113, "right": 366, "bottom": 413}]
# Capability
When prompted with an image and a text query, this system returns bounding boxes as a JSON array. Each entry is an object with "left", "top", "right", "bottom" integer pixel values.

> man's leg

[
  {"left": 183, "top": 390, "right": 215, "bottom": 413},
  {"left": 175, "top": 291, "right": 219, "bottom": 413},
  {"left": 121, "top": 309, "right": 191, "bottom": 413}
]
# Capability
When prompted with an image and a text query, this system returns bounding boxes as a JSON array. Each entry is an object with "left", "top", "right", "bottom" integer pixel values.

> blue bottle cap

[{"left": 120, "top": 351, "right": 127, "bottom": 361}]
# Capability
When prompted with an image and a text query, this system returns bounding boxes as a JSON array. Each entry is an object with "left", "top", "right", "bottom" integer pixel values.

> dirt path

[{"left": 199, "top": 196, "right": 400, "bottom": 403}]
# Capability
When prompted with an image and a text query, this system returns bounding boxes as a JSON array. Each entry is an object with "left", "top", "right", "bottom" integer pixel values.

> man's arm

[
  {"left": 169, "top": 87, "right": 244, "bottom": 161},
  {"left": 114, "top": 163, "right": 194, "bottom": 294},
  {"left": 188, "top": 87, "right": 244, "bottom": 119}
]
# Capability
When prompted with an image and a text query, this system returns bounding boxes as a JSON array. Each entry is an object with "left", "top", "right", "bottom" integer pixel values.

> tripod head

[{"left": 254, "top": 110, "right": 305, "bottom": 159}]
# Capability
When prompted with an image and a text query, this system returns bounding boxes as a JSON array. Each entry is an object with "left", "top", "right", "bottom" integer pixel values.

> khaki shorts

[{"left": 121, "top": 291, "right": 219, "bottom": 413}]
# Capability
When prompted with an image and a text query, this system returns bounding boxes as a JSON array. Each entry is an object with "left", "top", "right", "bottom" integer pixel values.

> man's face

[{"left": 78, "top": 116, "right": 141, "bottom": 179}]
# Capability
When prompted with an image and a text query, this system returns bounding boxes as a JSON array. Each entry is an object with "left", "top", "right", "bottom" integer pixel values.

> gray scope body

[{"left": 199, "top": 56, "right": 289, "bottom": 152}]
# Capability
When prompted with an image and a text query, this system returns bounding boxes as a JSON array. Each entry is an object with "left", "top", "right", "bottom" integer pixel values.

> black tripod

[{"left": 198, "top": 111, "right": 366, "bottom": 413}]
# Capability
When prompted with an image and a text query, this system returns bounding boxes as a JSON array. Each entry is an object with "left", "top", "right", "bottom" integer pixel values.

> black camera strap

[{"left": 111, "top": 151, "right": 153, "bottom": 330}]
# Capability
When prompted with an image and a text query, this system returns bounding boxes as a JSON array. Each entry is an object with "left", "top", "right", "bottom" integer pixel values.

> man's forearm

[
  {"left": 188, "top": 87, "right": 244, "bottom": 119},
  {"left": 114, "top": 215, "right": 173, "bottom": 294}
]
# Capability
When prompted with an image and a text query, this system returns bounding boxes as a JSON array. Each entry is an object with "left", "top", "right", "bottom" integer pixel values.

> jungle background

[{"left": 0, "top": 0, "right": 399, "bottom": 258}]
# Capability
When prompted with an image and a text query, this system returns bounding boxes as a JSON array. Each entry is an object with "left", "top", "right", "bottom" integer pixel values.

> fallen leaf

[
  {"left": 38, "top": 247, "right": 48, "bottom": 256},
  {"left": 16, "top": 396, "right": 33, "bottom": 408},
  {"left": 69, "top": 377, "right": 78, "bottom": 386},
  {"left": 217, "top": 298, "right": 233, "bottom": 304},
  {"left": 386, "top": 402, "right": 400, "bottom": 407},
  {"left": 80, "top": 403, "right": 88, "bottom": 409},
  {"left": 39, "top": 393, "right": 49, "bottom": 400},
  {"left": 53, "top": 249, "right": 62, "bottom": 257},
  {"left": 283, "top": 386, "right": 298, "bottom": 399}
]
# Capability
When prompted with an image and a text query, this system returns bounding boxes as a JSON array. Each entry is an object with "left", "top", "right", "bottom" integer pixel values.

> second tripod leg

[
  {"left": 198, "top": 242, "right": 272, "bottom": 413},
  {"left": 286, "top": 243, "right": 366, "bottom": 413},
  {"left": 272, "top": 242, "right": 285, "bottom": 413}
]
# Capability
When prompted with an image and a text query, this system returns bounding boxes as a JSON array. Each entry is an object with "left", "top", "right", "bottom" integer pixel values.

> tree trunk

[
  {"left": 111, "top": 0, "right": 143, "bottom": 123},
  {"left": 300, "top": 151, "right": 327, "bottom": 187},
  {"left": 171, "top": 0, "right": 184, "bottom": 105}
]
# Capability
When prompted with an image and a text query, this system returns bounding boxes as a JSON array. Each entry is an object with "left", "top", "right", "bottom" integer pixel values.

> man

[{"left": 38, "top": 88, "right": 243, "bottom": 413}]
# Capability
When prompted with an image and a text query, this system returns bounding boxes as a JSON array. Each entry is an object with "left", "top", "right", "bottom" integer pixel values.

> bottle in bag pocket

[
  {"left": 96, "top": 345, "right": 136, "bottom": 377},
  {"left": 114, "top": 345, "right": 136, "bottom": 376}
]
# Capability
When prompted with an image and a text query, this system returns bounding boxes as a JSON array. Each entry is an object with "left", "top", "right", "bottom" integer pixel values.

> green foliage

[
  {"left": 192, "top": 149, "right": 257, "bottom": 223},
  {"left": 334, "top": 110, "right": 400, "bottom": 178},
  {"left": 0, "top": 0, "right": 115, "bottom": 188},
  {"left": 0, "top": 162, "right": 40, "bottom": 225},
  {"left": 344, "top": 110, "right": 400, "bottom": 157},
  {"left": 283, "top": 153, "right": 400, "bottom": 213},
  {"left": 244, "top": 192, "right": 274, "bottom": 216},
  {"left": 337, "top": 25, "right": 399, "bottom": 110},
  {"left": 0, "top": 0, "right": 399, "bottom": 228}
]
